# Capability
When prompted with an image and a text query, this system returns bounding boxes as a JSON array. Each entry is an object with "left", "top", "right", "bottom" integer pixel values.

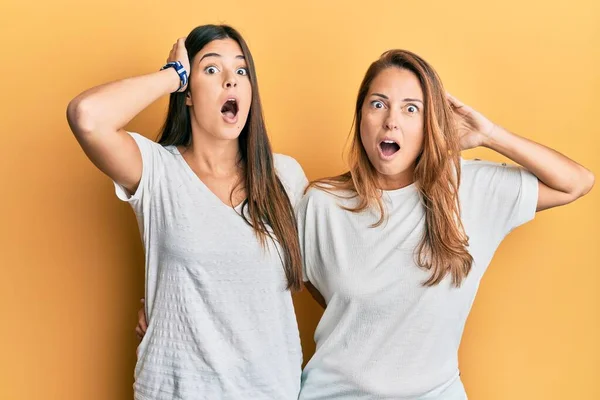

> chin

[
  {"left": 212, "top": 125, "right": 245, "bottom": 141},
  {"left": 377, "top": 167, "right": 403, "bottom": 177},
  {"left": 375, "top": 161, "right": 411, "bottom": 178}
]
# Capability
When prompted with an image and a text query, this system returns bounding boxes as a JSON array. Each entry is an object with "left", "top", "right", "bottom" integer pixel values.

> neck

[
  {"left": 377, "top": 167, "right": 415, "bottom": 190},
  {"left": 180, "top": 130, "right": 241, "bottom": 178}
]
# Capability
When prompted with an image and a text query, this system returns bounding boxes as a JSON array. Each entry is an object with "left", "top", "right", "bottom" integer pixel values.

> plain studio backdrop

[{"left": 1, "top": 1, "right": 598, "bottom": 399}]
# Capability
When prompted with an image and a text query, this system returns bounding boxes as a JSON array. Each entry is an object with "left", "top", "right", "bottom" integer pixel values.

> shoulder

[
  {"left": 273, "top": 153, "right": 307, "bottom": 186},
  {"left": 273, "top": 153, "right": 305, "bottom": 180},
  {"left": 273, "top": 153, "right": 308, "bottom": 207},
  {"left": 300, "top": 183, "right": 354, "bottom": 212}
]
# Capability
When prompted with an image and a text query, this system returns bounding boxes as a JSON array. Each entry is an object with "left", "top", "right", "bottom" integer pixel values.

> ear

[{"left": 185, "top": 90, "right": 193, "bottom": 106}]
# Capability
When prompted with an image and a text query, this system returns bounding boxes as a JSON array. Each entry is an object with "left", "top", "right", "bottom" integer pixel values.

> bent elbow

[
  {"left": 580, "top": 169, "right": 595, "bottom": 197},
  {"left": 66, "top": 97, "right": 98, "bottom": 138}
]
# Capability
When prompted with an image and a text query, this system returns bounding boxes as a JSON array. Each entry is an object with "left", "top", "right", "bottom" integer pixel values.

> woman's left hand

[{"left": 447, "top": 93, "right": 495, "bottom": 150}]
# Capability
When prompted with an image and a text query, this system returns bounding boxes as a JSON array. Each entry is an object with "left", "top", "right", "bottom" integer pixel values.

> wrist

[
  {"left": 158, "top": 68, "right": 182, "bottom": 94},
  {"left": 481, "top": 124, "right": 499, "bottom": 149},
  {"left": 160, "top": 61, "right": 188, "bottom": 93}
]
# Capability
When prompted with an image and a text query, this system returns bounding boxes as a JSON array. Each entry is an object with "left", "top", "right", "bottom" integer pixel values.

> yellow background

[{"left": 1, "top": 1, "right": 598, "bottom": 399}]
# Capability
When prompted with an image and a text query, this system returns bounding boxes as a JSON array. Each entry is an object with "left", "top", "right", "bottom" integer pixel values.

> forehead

[
  {"left": 196, "top": 38, "right": 244, "bottom": 61},
  {"left": 369, "top": 67, "right": 423, "bottom": 98}
]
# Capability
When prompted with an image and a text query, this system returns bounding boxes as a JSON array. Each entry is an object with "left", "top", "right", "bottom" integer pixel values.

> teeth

[{"left": 383, "top": 140, "right": 395, "bottom": 144}]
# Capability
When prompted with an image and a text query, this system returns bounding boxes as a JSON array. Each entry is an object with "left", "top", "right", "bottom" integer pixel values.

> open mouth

[
  {"left": 221, "top": 98, "right": 239, "bottom": 119},
  {"left": 379, "top": 139, "right": 400, "bottom": 157}
]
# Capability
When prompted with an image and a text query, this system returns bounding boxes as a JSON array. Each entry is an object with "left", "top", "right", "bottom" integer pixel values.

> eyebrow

[
  {"left": 371, "top": 93, "right": 423, "bottom": 104},
  {"left": 199, "top": 52, "right": 246, "bottom": 62}
]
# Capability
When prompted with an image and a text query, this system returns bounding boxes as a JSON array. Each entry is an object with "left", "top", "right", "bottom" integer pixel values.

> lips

[
  {"left": 378, "top": 139, "right": 400, "bottom": 158},
  {"left": 221, "top": 98, "right": 239, "bottom": 124}
]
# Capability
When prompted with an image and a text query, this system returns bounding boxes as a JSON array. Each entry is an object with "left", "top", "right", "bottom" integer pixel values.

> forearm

[
  {"left": 484, "top": 125, "right": 595, "bottom": 197},
  {"left": 67, "top": 69, "right": 180, "bottom": 136}
]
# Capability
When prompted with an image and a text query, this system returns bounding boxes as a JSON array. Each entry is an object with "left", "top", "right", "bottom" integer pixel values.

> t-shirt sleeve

[
  {"left": 460, "top": 159, "right": 539, "bottom": 237},
  {"left": 273, "top": 154, "right": 309, "bottom": 210},
  {"left": 113, "top": 132, "right": 162, "bottom": 213},
  {"left": 295, "top": 192, "right": 313, "bottom": 283},
  {"left": 295, "top": 187, "right": 333, "bottom": 285}
]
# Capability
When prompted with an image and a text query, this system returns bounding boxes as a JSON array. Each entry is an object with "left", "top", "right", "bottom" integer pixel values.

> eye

[
  {"left": 236, "top": 67, "right": 248, "bottom": 76},
  {"left": 405, "top": 104, "right": 420, "bottom": 113},
  {"left": 370, "top": 100, "right": 385, "bottom": 109},
  {"left": 204, "top": 66, "right": 220, "bottom": 74}
]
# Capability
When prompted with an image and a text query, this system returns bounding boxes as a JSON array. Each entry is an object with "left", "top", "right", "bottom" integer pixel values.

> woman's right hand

[
  {"left": 166, "top": 37, "right": 191, "bottom": 92},
  {"left": 136, "top": 298, "right": 148, "bottom": 340}
]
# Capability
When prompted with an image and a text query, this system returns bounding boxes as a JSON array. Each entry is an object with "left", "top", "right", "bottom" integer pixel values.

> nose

[
  {"left": 224, "top": 72, "right": 238, "bottom": 89},
  {"left": 385, "top": 119, "right": 398, "bottom": 131},
  {"left": 384, "top": 110, "right": 400, "bottom": 131}
]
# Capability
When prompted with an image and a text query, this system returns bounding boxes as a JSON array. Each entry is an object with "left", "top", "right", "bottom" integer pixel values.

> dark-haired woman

[{"left": 67, "top": 25, "right": 306, "bottom": 400}]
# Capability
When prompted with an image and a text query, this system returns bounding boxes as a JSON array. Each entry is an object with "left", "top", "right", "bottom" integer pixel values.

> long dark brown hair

[
  {"left": 312, "top": 50, "right": 473, "bottom": 287},
  {"left": 158, "top": 25, "right": 302, "bottom": 291}
]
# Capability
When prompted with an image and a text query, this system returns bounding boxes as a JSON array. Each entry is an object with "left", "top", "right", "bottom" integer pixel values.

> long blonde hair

[{"left": 311, "top": 50, "right": 473, "bottom": 287}]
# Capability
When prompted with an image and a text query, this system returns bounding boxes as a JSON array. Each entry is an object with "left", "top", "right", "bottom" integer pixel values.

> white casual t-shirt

[
  {"left": 297, "top": 159, "right": 539, "bottom": 400},
  {"left": 115, "top": 132, "right": 308, "bottom": 400}
]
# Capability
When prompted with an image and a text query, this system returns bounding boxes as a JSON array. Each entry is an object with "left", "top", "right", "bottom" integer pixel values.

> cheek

[
  {"left": 359, "top": 122, "right": 372, "bottom": 150},
  {"left": 190, "top": 82, "right": 215, "bottom": 110},
  {"left": 403, "top": 117, "right": 425, "bottom": 150},
  {"left": 360, "top": 112, "right": 380, "bottom": 141},
  {"left": 238, "top": 80, "right": 252, "bottom": 115},
  {"left": 242, "top": 78, "right": 252, "bottom": 95}
]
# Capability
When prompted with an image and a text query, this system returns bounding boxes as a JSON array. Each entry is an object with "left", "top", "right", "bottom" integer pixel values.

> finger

[
  {"left": 446, "top": 92, "right": 463, "bottom": 106},
  {"left": 136, "top": 326, "right": 143, "bottom": 340},
  {"left": 447, "top": 94, "right": 466, "bottom": 112},
  {"left": 446, "top": 93, "right": 468, "bottom": 109},
  {"left": 448, "top": 95, "right": 474, "bottom": 116},
  {"left": 139, "top": 312, "right": 148, "bottom": 331},
  {"left": 138, "top": 310, "right": 147, "bottom": 331},
  {"left": 136, "top": 299, "right": 148, "bottom": 332}
]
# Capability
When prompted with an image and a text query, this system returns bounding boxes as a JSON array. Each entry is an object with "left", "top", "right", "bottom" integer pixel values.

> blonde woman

[{"left": 296, "top": 50, "right": 594, "bottom": 399}]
